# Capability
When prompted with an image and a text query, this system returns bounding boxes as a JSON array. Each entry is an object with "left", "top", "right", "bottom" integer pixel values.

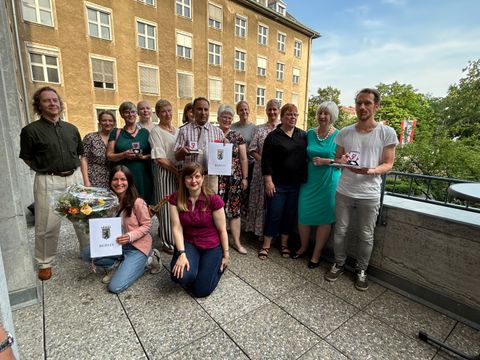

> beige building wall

[{"left": 15, "top": 0, "right": 319, "bottom": 136}]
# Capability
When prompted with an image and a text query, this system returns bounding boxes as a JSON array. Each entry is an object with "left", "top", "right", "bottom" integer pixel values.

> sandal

[
  {"left": 258, "top": 247, "right": 270, "bottom": 260},
  {"left": 233, "top": 244, "right": 248, "bottom": 255},
  {"left": 281, "top": 246, "right": 291, "bottom": 258}
]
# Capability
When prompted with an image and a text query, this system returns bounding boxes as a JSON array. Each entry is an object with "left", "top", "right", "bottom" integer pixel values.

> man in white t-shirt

[{"left": 324, "top": 88, "right": 398, "bottom": 291}]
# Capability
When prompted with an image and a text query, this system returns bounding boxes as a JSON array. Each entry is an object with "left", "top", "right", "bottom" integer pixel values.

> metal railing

[{"left": 380, "top": 171, "right": 480, "bottom": 213}]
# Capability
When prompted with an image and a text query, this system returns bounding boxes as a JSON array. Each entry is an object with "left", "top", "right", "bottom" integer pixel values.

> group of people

[{"left": 19, "top": 85, "right": 398, "bottom": 297}]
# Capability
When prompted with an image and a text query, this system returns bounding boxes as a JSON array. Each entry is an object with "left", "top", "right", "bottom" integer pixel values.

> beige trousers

[{"left": 34, "top": 169, "right": 86, "bottom": 269}]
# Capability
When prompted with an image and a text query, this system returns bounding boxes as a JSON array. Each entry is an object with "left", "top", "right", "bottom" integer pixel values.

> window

[
  {"left": 256, "top": 87, "right": 266, "bottom": 106},
  {"left": 137, "top": 19, "right": 157, "bottom": 50},
  {"left": 258, "top": 24, "right": 268, "bottom": 45},
  {"left": 176, "top": 31, "right": 192, "bottom": 59},
  {"left": 235, "top": 50, "right": 246, "bottom": 71},
  {"left": 27, "top": 44, "right": 60, "bottom": 83},
  {"left": 276, "top": 2, "right": 286, "bottom": 15},
  {"left": 277, "top": 32, "right": 286, "bottom": 52},
  {"left": 21, "top": 0, "right": 53, "bottom": 26},
  {"left": 177, "top": 72, "right": 193, "bottom": 98},
  {"left": 235, "top": 15, "right": 247, "bottom": 38},
  {"left": 276, "top": 90, "right": 284, "bottom": 106},
  {"left": 234, "top": 83, "right": 246, "bottom": 103},
  {"left": 208, "top": 3, "right": 222, "bottom": 30},
  {"left": 291, "top": 93, "right": 299, "bottom": 106},
  {"left": 209, "top": 77, "right": 222, "bottom": 101},
  {"left": 176, "top": 0, "right": 191, "bottom": 18},
  {"left": 86, "top": 5, "right": 112, "bottom": 40},
  {"left": 293, "top": 68, "right": 300, "bottom": 84},
  {"left": 294, "top": 39, "right": 302, "bottom": 58},
  {"left": 91, "top": 56, "right": 115, "bottom": 89},
  {"left": 276, "top": 62, "right": 284, "bottom": 81},
  {"left": 208, "top": 41, "right": 222, "bottom": 66},
  {"left": 138, "top": 64, "right": 159, "bottom": 94},
  {"left": 257, "top": 56, "right": 267, "bottom": 77},
  {"left": 138, "top": 0, "right": 155, "bottom": 5}
]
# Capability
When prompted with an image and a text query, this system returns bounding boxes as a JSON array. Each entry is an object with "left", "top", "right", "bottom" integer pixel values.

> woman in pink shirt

[
  {"left": 82, "top": 165, "right": 160, "bottom": 293},
  {"left": 169, "top": 162, "right": 230, "bottom": 297}
]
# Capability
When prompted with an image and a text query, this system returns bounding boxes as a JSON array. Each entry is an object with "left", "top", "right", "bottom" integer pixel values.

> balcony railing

[{"left": 380, "top": 171, "right": 480, "bottom": 213}]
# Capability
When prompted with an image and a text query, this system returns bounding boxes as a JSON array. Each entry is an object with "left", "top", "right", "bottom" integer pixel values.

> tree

[{"left": 307, "top": 86, "right": 356, "bottom": 129}]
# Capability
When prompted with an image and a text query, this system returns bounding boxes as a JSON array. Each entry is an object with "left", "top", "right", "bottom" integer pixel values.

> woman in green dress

[
  {"left": 296, "top": 101, "right": 341, "bottom": 268},
  {"left": 107, "top": 101, "right": 153, "bottom": 204}
]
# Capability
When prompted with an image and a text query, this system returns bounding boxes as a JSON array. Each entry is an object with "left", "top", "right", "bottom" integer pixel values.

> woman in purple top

[{"left": 169, "top": 162, "right": 230, "bottom": 297}]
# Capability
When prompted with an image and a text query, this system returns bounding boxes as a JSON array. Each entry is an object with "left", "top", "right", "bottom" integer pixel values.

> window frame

[
  {"left": 85, "top": 3, "right": 112, "bottom": 41},
  {"left": 26, "top": 43, "right": 61, "bottom": 84},
  {"left": 256, "top": 86, "right": 266, "bottom": 107},
  {"left": 276, "top": 62, "right": 285, "bottom": 81},
  {"left": 177, "top": 71, "right": 194, "bottom": 99},
  {"left": 291, "top": 92, "right": 299, "bottom": 106},
  {"left": 234, "top": 14, "right": 247, "bottom": 38},
  {"left": 292, "top": 67, "right": 300, "bottom": 84},
  {"left": 137, "top": 0, "right": 156, "bottom": 6},
  {"left": 208, "top": 40, "right": 222, "bottom": 66},
  {"left": 138, "top": 63, "right": 160, "bottom": 95},
  {"left": 275, "top": 89, "right": 284, "bottom": 106},
  {"left": 257, "top": 56, "right": 267, "bottom": 77},
  {"left": 90, "top": 54, "right": 116, "bottom": 90},
  {"left": 234, "top": 49, "right": 246, "bottom": 72},
  {"left": 234, "top": 82, "right": 246, "bottom": 103},
  {"left": 175, "top": 0, "right": 192, "bottom": 18},
  {"left": 277, "top": 31, "right": 286, "bottom": 53},
  {"left": 208, "top": 77, "right": 223, "bottom": 101},
  {"left": 257, "top": 23, "right": 269, "bottom": 46},
  {"left": 21, "top": 0, "right": 54, "bottom": 27},
  {"left": 208, "top": 2, "right": 223, "bottom": 30},
  {"left": 136, "top": 18, "right": 157, "bottom": 51},
  {"left": 176, "top": 30, "right": 193, "bottom": 59},
  {"left": 294, "top": 39, "right": 303, "bottom": 58}
]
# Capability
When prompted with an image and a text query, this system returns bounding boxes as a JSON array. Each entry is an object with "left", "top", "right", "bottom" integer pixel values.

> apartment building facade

[{"left": 14, "top": 0, "right": 319, "bottom": 135}]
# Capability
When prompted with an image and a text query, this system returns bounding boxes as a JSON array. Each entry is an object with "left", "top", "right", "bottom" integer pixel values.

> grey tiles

[
  {"left": 299, "top": 340, "right": 348, "bottom": 360},
  {"left": 434, "top": 322, "right": 480, "bottom": 360},
  {"left": 326, "top": 311, "right": 436, "bottom": 360},
  {"left": 223, "top": 303, "right": 320, "bottom": 360},
  {"left": 12, "top": 302, "right": 43, "bottom": 360},
  {"left": 365, "top": 290, "right": 456, "bottom": 339}
]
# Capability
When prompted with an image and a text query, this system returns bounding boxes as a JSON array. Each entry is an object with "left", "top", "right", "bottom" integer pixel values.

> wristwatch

[
  {"left": 0, "top": 332, "right": 14, "bottom": 352},
  {"left": 177, "top": 250, "right": 186, "bottom": 256}
]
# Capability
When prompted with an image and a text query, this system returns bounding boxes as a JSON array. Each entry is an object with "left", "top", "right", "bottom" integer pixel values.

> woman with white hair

[
  {"left": 295, "top": 101, "right": 341, "bottom": 268},
  {"left": 217, "top": 104, "right": 249, "bottom": 254}
]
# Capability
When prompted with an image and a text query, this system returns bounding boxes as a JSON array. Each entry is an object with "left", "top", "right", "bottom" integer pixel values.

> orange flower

[{"left": 68, "top": 207, "right": 79, "bottom": 215}]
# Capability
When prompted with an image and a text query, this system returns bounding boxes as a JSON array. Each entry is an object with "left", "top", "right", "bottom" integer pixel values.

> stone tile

[
  {"left": 165, "top": 329, "right": 248, "bottom": 360},
  {"left": 12, "top": 303, "right": 43, "bottom": 360},
  {"left": 196, "top": 272, "right": 270, "bottom": 326},
  {"left": 223, "top": 303, "right": 320, "bottom": 360},
  {"left": 434, "top": 322, "right": 480, "bottom": 360},
  {"left": 119, "top": 272, "right": 219, "bottom": 359},
  {"left": 326, "top": 311, "right": 436, "bottom": 360},
  {"left": 319, "top": 268, "right": 386, "bottom": 309},
  {"left": 274, "top": 284, "right": 358, "bottom": 338},
  {"left": 365, "top": 290, "right": 456, "bottom": 339},
  {"left": 299, "top": 340, "right": 348, "bottom": 360},
  {"left": 228, "top": 246, "right": 308, "bottom": 300}
]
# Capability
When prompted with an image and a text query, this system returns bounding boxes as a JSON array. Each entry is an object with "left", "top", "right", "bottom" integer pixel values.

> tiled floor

[{"left": 12, "top": 222, "right": 480, "bottom": 359}]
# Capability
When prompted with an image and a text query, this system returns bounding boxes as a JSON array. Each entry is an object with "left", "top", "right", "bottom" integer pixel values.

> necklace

[
  {"left": 124, "top": 126, "right": 137, "bottom": 135},
  {"left": 316, "top": 126, "right": 333, "bottom": 141}
]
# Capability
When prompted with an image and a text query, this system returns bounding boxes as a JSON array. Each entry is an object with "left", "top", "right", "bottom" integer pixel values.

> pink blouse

[{"left": 123, "top": 198, "right": 152, "bottom": 256}]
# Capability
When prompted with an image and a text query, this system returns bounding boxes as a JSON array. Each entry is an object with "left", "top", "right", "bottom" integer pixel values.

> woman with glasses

[
  {"left": 258, "top": 103, "right": 307, "bottom": 260},
  {"left": 107, "top": 101, "right": 153, "bottom": 204}
]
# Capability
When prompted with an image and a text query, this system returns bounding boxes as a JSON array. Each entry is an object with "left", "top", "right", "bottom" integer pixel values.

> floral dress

[
  {"left": 218, "top": 131, "right": 246, "bottom": 219},
  {"left": 83, "top": 132, "right": 110, "bottom": 188},
  {"left": 245, "top": 123, "right": 277, "bottom": 236}
]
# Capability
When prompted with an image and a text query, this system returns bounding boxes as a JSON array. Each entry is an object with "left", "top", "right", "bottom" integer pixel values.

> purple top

[{"left": 169, "top": 192, "right": 224, "bottom": 249}]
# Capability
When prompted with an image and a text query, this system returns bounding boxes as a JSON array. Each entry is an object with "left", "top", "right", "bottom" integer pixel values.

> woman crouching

[
  {"left": 82, "top": 165, "right": 160, "bottom": 293},
  {"left": 169, "top": 162, "right": 230, "bottom": 297}
]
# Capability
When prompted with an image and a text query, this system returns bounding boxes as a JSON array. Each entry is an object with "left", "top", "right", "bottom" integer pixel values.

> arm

[
  {"left": 366, "top": 144, "right": 396, "bottom": 175},
  {"left": 106, "top": 140, "right": 136, "bottom": 162},
  {"left": 249, "top": 127, "right": 261, "bottom": 162},
  {"left": 117, "top": 199, "right": 152, "bottom": 244},
  {"left": 170, "top": 204, "right": 190, "bottom": 278},
  {"left": 261, "top": 136, "right": 275, "bottom": 197},
  {"left": 173, "top": 129, "right": 191, "bottom": 161},
  {"left": 334, "top": 145, "right": 348, "bottom": 164},
  {"left": 239, "top": 143, "right": 248, "bottom": 190},
  {"left": 80, "top": 156, "right": 91, "bottom": 186},
  {"left": 212, "top": 207, "right": 230, "bottom": 271}
]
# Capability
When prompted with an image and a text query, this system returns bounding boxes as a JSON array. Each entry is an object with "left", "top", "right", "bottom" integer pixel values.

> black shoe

[{"left": 307, "top": 260, "right": 320, "bottom": 269}]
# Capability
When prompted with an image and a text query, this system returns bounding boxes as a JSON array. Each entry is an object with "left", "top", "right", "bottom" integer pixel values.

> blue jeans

[
  {"left": 264, "top": 184, "right": 300, "bottom": 237},
  {"left": 82, "top": 244, "right": 148, "bottom": 294},
  {"left": 333, "top": 192, "right": 380, "bottom": 271},
  {"left": 170, "top": 242, "right": 224, "bottom": 298}
]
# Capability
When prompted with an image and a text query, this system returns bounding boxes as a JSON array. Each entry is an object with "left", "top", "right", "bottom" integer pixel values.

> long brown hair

[
  {"left": 176, "top": 163, "right": 214, "bottom": 212},
  {"left": 109, "top": 165, "right": 139, "bottom": 217}
]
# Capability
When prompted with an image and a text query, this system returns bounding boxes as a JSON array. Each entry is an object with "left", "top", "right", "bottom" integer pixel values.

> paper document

[{"left": 89, "top": 217, "right": 123, "bottom": 258}]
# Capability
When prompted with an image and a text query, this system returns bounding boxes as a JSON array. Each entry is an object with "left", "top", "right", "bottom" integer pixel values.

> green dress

[
  {"left": 109, "top": 128, "right": 153, "bottom": 204},
  {"left": 298, "top": 128, "right": 341, "bottom": 225}
]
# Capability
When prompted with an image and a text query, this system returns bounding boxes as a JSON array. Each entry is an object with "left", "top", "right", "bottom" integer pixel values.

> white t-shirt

[{"left": 335, "top": 123, "right": 398, "bottom": 199}]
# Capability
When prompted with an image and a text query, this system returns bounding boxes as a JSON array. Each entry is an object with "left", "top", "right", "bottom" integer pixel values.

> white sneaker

[
  {"left": 355, "top": 270, "right": 369, "bottom": 291},
  {"left": 148, "top": 248, "right": 162, "bottom": 274}
]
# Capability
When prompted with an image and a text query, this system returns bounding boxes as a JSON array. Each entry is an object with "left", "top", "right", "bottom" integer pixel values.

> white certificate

[
  {"left": 89, "top": 217, "right": 123, "bottom": 258},
  {"left": 207, "top": 142, "right": 233, "bottom": 175}
]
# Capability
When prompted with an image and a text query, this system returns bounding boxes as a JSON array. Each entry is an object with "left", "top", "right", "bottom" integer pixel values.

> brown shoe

[{"left": 38, "top": 268, "right": 52, "bottom": 281}]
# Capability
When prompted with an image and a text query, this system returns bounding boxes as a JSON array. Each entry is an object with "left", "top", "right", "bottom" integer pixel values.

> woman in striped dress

[{"left": 149, "top": 99, "right": 179, "bottom": 253}]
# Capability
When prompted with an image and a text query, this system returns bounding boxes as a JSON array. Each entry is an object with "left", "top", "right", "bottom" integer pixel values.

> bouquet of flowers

[{"left": 53, "top": 184, "right": 119, "bottom": 230}]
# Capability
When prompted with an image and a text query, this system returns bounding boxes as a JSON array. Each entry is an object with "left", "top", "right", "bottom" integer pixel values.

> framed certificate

[
  {"left": 89, "top": 217, "right": 123, "bottom": 258},
  {"left": 207, "top": 142, "right": 233, "bottom": 175}
]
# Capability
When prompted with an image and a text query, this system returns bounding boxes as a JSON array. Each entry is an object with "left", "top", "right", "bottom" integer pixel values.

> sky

[{"left": 286, "top": 0, "right": 480, "bottom": 105}]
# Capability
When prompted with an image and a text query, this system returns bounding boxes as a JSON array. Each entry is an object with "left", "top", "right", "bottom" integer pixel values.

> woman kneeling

[{"left": 169, "top": 162, "right": 230, "bottom": 298}]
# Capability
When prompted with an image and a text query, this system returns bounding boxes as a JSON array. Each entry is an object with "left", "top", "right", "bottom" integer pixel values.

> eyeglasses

[
  {"left": 285, "top": 112, "right": 299, "bottom": 117},
  {"left": 122, "top": 110, "right": 137, "bottom": 116}
]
